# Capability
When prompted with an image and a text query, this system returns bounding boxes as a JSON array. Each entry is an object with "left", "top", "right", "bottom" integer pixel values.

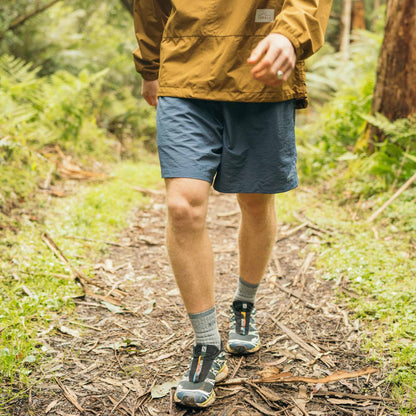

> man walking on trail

[{"left": 133, "top": 0, "right": 332, "bottom": 408}]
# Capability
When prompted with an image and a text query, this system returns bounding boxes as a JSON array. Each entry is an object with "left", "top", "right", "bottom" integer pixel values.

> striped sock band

[
  {"left": 233, "top": 276, "right": 259, "bottom": 304},
  {"left": 188, "top": 306, "right": 221, "bottom": 349}
]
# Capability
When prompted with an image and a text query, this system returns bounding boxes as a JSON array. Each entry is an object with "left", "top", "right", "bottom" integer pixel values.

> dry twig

[
  {"left": 273, "top": 320, "right": 334, "bottom": 367},
  {"left": 54, "top": 378, "right": 85, "bottom": 414},
  {"left": 276, "top": 222, "right": 308, "bottom": 242},
  {"left": 367, "top": 171, "right": 416, "bottom": 223}
]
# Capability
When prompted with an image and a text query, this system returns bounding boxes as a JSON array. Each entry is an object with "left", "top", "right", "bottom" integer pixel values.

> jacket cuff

[
  {"left": 140, "top": 71, "right": 159, "bottom": 81},
  {"left": 271, "top": 24, "right": 304, "bottom": 60},
  {"left": 133, "top": 55, "right": 159, "bottom": 81}
]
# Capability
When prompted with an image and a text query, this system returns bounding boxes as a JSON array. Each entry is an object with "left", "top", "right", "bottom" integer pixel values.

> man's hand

[
  {"left": 142, "top": 79, "right": 159, "bottom": 108},
  {"left": 248, "top": 33, "right": 296, "bottom": 86}
]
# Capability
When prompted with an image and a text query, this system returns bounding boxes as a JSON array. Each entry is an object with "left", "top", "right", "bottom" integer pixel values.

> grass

[
  {"left": 275, "top": 183, "right": 416, "bottom": 414},
  {"left": 0, "top": 158, "right": 162, "bottom": 405},
  {"left": 1, "top": 146, "right": 415, "bottom": 413}
]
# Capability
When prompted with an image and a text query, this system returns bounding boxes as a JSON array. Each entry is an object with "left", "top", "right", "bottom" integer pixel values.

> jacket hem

[{"left": 157, "top": 87, "right": 308, "bottom": 108}]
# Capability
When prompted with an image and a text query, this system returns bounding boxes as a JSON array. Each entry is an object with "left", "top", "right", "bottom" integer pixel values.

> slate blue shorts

[{"left": 156, "top": 97, "right": 298, "bottom": 194}]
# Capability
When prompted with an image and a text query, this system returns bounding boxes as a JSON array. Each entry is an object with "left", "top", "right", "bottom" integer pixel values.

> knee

[
  {"left": 167, "top": 196, "right": 206, "bottom": 232},
  {"left": 237, "top": 194, "right": 276, "bottom": 221}
]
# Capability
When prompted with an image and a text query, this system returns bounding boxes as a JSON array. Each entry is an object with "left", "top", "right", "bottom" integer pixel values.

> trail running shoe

[
  {"left": 226, "top": 300, "right": 260, "bottom": 354},
  {"left": 174, "top": 344, "right": 228, "bottom": 408}
]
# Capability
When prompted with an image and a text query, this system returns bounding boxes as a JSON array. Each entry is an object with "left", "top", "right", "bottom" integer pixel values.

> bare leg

[
  {"left": 237, "top": 193, "right": 277, "bottom": 285},
  {"left": 165, "top": 178, "right": 214, "bottom": 314}
]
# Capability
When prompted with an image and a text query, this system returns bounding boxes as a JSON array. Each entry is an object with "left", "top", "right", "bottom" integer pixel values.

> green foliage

[
  {"left": 0, "top": 0, "right": 157, "bottom": 154},
  {"left": 317, "top": 196, "right": 416, "bottom": 412},
  {"left": 298, "top": 31, "right": 380, "bottom": 181},
  {"left": 298, "top": 29, "right": 416, "bottom": 198},
  {"left": 275, "top": 187, "right": 416, "bottom": 413},
  {"left": 0, "top": 55, "right": 117, "bottom": 212}
]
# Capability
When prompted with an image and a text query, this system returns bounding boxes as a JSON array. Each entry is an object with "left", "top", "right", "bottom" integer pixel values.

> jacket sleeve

[
  {"left": 133, "top": 0, "right": 171, "bottom": 80},
  {"left": 272, "top": 0, "right": 333, "bottom": 60}
]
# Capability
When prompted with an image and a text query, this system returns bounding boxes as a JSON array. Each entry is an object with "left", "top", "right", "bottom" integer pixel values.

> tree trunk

[
  {"left": 351, "top": 0, "right": 366, "bottom": 30},
  {"left": 363, "top": 0, "right": 416, "bottom": 146},
  {"left": 340, "top": 0, "right": 352, "bottom": 60}
]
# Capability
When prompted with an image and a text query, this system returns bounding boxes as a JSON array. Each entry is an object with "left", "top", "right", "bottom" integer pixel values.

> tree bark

[
  {"left": 351, "top": 0, "right": 366, "bottom": 30},
  {"left": 119, "top": 0, "right": 134, "bottom": 16},
  {"left": 363, "top": 0, "right": 416, "bottom": 146},
  {"left": 340, "top": 0, "right": 352, "bottom": 60}
]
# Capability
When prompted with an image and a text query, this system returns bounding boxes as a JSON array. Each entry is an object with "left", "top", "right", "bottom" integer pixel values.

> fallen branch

[
  {"left": 1, "top": 0, "right": 62, "bottom": 37},
  {"left": 218, "top": 367, "right": 378, "bottom": 386},
  {"left": 292, "top": 212, "right": 337, "bottom": 236},
  {"left": 276, "top": 222, "right": 308, "bottom": 242},
  {"left": 41, "top": 232, "right": 87, "bottom": 288},
  {"left": 367, "top": 171, "right": 416, "bottom": 223},
  {"left": 41, "top": 232, "right": 122, "bottom": 306}
]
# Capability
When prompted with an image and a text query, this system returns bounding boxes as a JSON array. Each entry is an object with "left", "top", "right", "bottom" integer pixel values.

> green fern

[
  {"left": 361, "top": 113, "right": 416, "bottom": 145},
  {"left": 0, "top": 55, "right": 113, "bottom": 211}
]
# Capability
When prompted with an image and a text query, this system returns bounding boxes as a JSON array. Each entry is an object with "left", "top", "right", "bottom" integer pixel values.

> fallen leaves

[
  {"left": 55, "top": 146, "right": 108, "bottom": 181},
  {"left": 150, "top": 380, "right": 178, "bottom": 399}
]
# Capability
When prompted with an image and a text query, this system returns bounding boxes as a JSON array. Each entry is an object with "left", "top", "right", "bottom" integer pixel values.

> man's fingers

[
  {"left": 252, "top": 47, "right": 296, "bottom": 84},
  {"left": 272, "top": 50, "right": 295, "bottom": 75},
  {"left": 141, "top": 79, "right": 159, "bottom": 108},
  {"left": 143, "top": 95, "right": 157, "bottom": 108},
  {"left": 251, "top": 46, "right": 279, "bottom": 75},
  {"left": 247, "top": 39, "right": 269, "bottom": 64}
]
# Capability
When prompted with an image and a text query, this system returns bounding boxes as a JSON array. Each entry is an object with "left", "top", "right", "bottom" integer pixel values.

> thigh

[
  {"left": 214, "top": 100, "right": 298, "bottom": 194},
  {"left": 157, "top": 97, "right": 223, "bottom": 185}
]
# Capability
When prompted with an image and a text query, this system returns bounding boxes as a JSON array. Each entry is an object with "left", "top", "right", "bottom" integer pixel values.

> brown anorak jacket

[{"left": 133, "top": 0, "right": 332, "bottom": 108}]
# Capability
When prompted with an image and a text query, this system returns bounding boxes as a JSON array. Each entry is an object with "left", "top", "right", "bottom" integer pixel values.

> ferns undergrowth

[
  {"left": 298, "top": 30, "right": 416, "bottom": 198},
  {"left": 0, "top": 55, "right": 116, "bottom": 213}
]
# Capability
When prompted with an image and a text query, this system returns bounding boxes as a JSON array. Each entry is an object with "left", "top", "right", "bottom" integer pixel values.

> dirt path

[{"left": 9, "top": 192, "right": 395, "bottom": 415}]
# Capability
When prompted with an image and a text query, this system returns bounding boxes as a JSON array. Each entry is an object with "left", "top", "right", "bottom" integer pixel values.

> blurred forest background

[{"left": 0, "top": 0, "right": 415, "bottom": 413}]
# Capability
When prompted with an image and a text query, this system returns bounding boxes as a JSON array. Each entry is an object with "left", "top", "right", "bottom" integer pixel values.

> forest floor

[{"left": 4, "top": 189, "right": 397, "bottom": 416}]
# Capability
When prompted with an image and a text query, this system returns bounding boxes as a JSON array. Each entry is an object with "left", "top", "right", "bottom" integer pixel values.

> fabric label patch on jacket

[{"left": 255, "top": 9, "right": 275, "bottom": 23}]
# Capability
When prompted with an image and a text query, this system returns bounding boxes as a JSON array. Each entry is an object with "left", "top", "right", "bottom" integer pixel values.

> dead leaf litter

[{"left": 5, "top": 191, "right": 397, "bottom": 415}]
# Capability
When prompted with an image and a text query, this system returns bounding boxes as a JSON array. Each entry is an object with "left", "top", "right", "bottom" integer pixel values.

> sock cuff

[
  {"left": 239, "top": 276, "right": 259, "bottom": 289},
  {"left": 188, "top": 306, "right": 216, "bottom": 320}
]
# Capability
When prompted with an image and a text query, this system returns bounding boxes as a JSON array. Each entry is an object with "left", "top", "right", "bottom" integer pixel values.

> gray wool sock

[
  {"left": 233, "top": 276, "right": 259, "bottom": 304},
  {"left": 188, "top": 306, "right": 221, "bottom": 349}
]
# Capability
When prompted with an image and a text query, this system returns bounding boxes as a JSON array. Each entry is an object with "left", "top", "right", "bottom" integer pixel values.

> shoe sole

[
  {"left": 225, "top": 341, "right": 261, "bottom": 355},
  {"left": 174, "top": 363, "right": 229, "bottom": 408}
]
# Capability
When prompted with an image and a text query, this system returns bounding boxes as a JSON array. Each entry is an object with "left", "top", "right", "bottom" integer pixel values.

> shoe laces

[
  {"left": 189, "top": 344, "right": 220, "bottom": 383},
  {"left": 232, "top": 301, "right": 254, "bottom": 336}
]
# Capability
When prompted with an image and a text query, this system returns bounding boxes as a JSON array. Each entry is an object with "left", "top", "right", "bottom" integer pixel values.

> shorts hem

[
  {"left": 161, "top": 171, "right": 213, "bottom": 185},
  {"left": 213, "top": 180, "right": 299, "bottom": 194}
]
